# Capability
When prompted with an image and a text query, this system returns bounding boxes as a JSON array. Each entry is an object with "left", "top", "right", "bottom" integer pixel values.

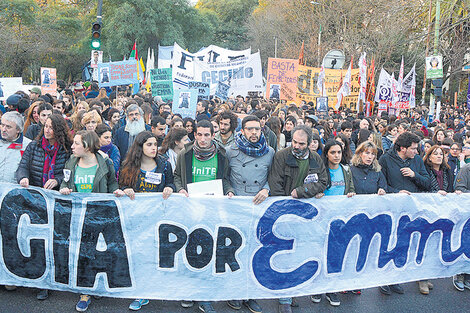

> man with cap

[{"left": 29, "top": 87, "right": 41, "bottom": 103}]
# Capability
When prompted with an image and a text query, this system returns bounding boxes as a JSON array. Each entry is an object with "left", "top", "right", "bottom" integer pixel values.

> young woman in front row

[
  {"left": 311, "top": 139, "right": 356, "bottom": 307},
  {"left": 59, "top": 130, "right": 126, "bottom": 312},
  {"left": 119, "top": 131, "right": 175, "bottom": 311}
]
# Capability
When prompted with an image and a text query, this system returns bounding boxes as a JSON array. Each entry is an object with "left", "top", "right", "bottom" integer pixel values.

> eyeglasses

[{"left": 244, "top": 127, "right": 261, "bottom": 131}]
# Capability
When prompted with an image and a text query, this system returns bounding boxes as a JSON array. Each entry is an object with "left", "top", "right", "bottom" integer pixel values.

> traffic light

[{"left": 91, "top": 22, "right": 102, "bottom": 49}]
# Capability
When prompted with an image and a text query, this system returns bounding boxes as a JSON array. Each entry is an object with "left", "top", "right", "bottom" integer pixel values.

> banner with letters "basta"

[{"left": 0, "top": 183, "right": 469, "bottom": 300}]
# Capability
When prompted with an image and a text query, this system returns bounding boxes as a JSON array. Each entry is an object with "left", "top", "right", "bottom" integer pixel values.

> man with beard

[
  {"left": 113, "top": 104, "right": 151, "bottom": 161},
  {"left": 214, "top": 110, "right": 237, "bottom": 148},
  {"left": 151, "top": 116, "right": 167, "bottom": 146},
  {"left": 268, "top": 125, "right": 328, "bottom": 313},
  {"left": 174, "top": 119, "right": 234, "bottom": 313},
  {"left": 224, "top": 115, "right": 274, "bottom": 313}
]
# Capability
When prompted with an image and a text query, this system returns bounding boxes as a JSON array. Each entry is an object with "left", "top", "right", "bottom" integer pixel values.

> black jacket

[
  {"left": 378, "top": 148, "right": 431, "bottom": 193},
  {"left": 425, "top": 164, "right": 454, "bottom": 193},
  {"left": 351, "top": 164, "right": 388, "bottom": 194},
  {"left": 24, "top": 123, "right": 42, "bottom": 140},
  {"left": 16, "top": 140, "right": 70, "bottom": 188}
]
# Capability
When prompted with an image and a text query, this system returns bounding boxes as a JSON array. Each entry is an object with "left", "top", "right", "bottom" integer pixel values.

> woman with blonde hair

[
  {"left": 351, "top": 141, "right": 386, "bottom": 195},
  {"left": 81, "top": 110, "right": 102, "bottom": 131}
]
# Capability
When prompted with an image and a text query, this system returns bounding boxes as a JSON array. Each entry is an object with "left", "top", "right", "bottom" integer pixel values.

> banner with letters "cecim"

[
  {"left": 297, "top": 65, "right": 360, "bottom": 110},
  {"left": 1, "top": 183, "right": 470, "bottom": 300}
]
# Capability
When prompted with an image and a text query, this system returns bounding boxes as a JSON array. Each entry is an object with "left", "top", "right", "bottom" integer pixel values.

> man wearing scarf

[
  {"left": 174, "top": 119, "right": 234, "bottom": 313},
  {"left": 268, "top": 125, "right": 328, "bottom": 313},
  {"left": 224, "top": 115, "right": 274, "bottom": 313},
  {"left": 113, "top": 104, "right": 150, "bottom": 161}
]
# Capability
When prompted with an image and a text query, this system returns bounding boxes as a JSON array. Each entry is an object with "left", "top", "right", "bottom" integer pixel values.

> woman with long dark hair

[
  {"left": 183, "top": 117, "right": 195, "bottom": 141},
  {"left": 311, "top": 140, "right": 355, "bottom": 307},
  {"left": 119, "top": 131, "right": 175, "bottom": 311},
  {"left": 16, "top": 114, "right": 72, "bottom": 301}
]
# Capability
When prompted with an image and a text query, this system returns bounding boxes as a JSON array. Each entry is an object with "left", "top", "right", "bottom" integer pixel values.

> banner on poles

[
  {"left": 171, "top": 43, "right": 252, "bottom": 91},
  {"left": 150, "top": 68, "right": 173, "bottom": 103},
  {"left": 266, "top": 58, "right": 299, "bottom": 101},
  {"left": 0, "top": 77, "right": 23, "bottom": 101},
  {"left": 194, "top": 52, "right": 263, "bottom": 97},
  {"left": 40, "top": 67, "right": 57, "bottom": 97},
  {"left": 296, "top": 66, "right": 360, "bottom": 109},
  {"left": 1, "top": 183, "right": 470, "bottom": 300},
  {"left": 98, "top": 60, "right": 139, "bottom": 88}
]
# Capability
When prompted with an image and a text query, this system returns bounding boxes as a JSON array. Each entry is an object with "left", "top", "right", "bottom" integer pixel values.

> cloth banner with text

[
  {"left": 194, "top": 52, "right": 263, "bottom": 97},
  {"left": 296, "top": 65, "right": 360, "bottom": 109},
  {"left": 0, "top": 183, "right": 469, "bottom": 300},
  {"left": 98, "top": 60, "right": 139, "bottom": 89}
]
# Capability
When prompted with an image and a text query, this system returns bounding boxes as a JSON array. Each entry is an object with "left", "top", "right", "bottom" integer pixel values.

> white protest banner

[
  {"left": 40, "top": 67, "right": 57, "bottom": 96},
  {"left": 172, "top": 89, "right": 197, "bottom": 119},
  {"left": 172, "top": 43, "right": 253, "bottom": 91},
  {"left": 1, "top": 183, "right": 470, "bottom": 301},
  {"left": 194, "top": 52, "right": 263, "bottom": 97},
  {"left": 172, "top": 43, "right": 196, "bottom": 89},
  {"left": 195, "top": 45, "right": 251, "bottom": 63},
  {"left": 0, "top": 77, "right": 23, "bottom": 101}
]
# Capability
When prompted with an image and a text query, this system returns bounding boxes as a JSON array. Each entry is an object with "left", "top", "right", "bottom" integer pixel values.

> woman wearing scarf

[
  {"left": 16, "top": 114, "right": 72, "bottom": 301},
  {"left": 94, "top": 123, "right": 120, "bottom": 176}
]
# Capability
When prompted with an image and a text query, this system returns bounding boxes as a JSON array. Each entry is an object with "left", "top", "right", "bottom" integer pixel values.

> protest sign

[
  {"left": 266, "top": 58, "right": 299, "bottom": 101},
  {"left": 296, "top": 65, "right": 360, "bottom": 109},
  {"left": 374, "top": 68, "right": 393, "bottom": 111},
  {"left": 40, "top": 67, "right": 57, "bottom": 96},
  {"left": 150, "top": 68, "right": 173, "bottom": 102},
  {"left": 90, "top": 50, "right": 103, "bottom": 69},
  {"left": 188, "top": 81, "right": 210, "bottom": 102},
  {"left": 0, "top": 77, "right": 23, "bottom": 101},
  {"left": 98, "top": 60, "right": 139, "bottom": 88},
  {"left": 172, "top": 89, "right": 197, "bottom": 119},
  {"left": 426, "top": 55, "right": 443, "bottom": 79},
  {"left": 215, "top": 81, "right": 230, "bottom": 101},
  {"left": 194, "top": 52, "right": 263, "bottom": 97},
  {"left": 0, "top": 184, "right": 469, "bottom": 300}
]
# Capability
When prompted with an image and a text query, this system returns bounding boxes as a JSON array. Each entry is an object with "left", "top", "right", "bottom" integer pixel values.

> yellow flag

[{"left": 139, "top": 57, "right": 145, "bottom": 72}]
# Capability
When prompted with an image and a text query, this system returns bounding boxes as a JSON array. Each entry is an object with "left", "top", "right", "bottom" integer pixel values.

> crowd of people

[{"left": 1, "top": 81, "right": 470, "bottom": 313}]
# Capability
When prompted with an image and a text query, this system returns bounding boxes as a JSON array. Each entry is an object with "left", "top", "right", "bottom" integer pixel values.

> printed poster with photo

[{"left": 172, "top": 89, "right": 197, "bottom": 119}]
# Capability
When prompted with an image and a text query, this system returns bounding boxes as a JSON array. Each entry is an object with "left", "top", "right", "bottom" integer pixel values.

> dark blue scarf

[{"left": 235, "top": 132, "right": 269, "bottom": 157}]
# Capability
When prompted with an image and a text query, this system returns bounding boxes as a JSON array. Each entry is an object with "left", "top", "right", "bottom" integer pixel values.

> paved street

[{"left": 0, "top": 278, "right": 468, "bottom": 313}]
